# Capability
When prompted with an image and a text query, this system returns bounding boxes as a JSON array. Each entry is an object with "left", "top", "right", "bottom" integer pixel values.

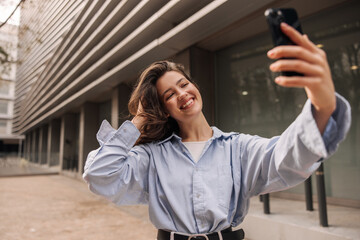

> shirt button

[{"left": 196, "top": 194, "right": 200, "bottom": 198}]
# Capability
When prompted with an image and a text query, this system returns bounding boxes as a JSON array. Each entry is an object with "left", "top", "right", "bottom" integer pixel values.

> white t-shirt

[{"left": 182, "top": 141, "right": 208, "bottom": 162}]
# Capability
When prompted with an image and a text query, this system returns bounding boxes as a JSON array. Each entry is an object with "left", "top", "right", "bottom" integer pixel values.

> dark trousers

[{"left": 157, "top": 228, "right": 245, "bottom": 240}]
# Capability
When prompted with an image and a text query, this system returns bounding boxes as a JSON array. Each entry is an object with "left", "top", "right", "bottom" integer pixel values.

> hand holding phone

[
  {"left": 265, "top": 8, "right": 337, "bottom": 134},
  {"left": 265, "top": 8, "right": 303, "bottom": 76}
]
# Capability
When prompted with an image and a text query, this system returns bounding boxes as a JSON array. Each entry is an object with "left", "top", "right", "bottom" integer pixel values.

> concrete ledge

[
  {"left": 0, "top": 157, "right": 59, "bottom": 178},
  {"left": 240, "top": 196, "right": 360, "bottom": 240}
]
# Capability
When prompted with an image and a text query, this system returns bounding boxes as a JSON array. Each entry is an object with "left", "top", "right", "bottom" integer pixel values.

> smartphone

[{"left": 265, "top": 8, "right": 303, "bottom": 76}]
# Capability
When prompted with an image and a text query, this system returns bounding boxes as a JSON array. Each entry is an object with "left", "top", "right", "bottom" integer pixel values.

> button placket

[{"left": 192, "top": 168, "right": 207, "bottom": 232}]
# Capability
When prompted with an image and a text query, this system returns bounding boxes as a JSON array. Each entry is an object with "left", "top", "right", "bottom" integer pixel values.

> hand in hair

[{"left": 131, "top": 101, "right": 146, "bottom": 130}]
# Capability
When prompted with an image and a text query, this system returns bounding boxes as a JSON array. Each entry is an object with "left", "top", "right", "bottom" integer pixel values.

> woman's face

[{"left": 156, "top": 71, "right": 202, "bottom": 123}]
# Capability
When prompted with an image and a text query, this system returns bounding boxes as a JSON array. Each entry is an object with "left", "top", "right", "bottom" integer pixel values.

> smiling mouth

[{"left": 180, "top": 99, "right": 194, "bottom": 109}]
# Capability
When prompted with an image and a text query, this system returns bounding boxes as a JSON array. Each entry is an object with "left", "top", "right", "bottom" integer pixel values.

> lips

[{"left": 180, "top": 98, "right": 194, "bottom": 110}]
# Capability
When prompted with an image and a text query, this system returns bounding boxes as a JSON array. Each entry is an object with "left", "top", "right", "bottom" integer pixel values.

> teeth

[{"left": 182, "top": 99, "right": 193, "bottom": 109}]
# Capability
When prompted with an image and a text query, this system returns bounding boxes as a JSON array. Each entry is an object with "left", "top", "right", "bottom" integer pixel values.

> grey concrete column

[
  {"left": 31, "top": 130, "right": 37, "bottom": 162},
  {"left": 48, "top": 119, "right": 61, "bottom": 166},
  {"left": 26, "top": 133, "right": 31, "bottom": 161},
  {"left": 35, "top": 129, "right": 40, "bottom": 163},
  {"left": 38, "top": 128, "right": 43, "bottom": 164},
  {"left": 60, "top": 113, "right": 79, "bottom": 172},
  {"left": 59, "top": 118, "right": 64, "bottom": 171},
  {"left": 111, "top": 88, "right": 119, "bottom": 129},
  {"left": 39, "top": 125, "right": 48, "bottom": 164},
  {"left": 23, "top": 134, "right": 28, "bottom": 160},
  {"left": 47, "top": 124, "right": 51, "bottom": 166},
  {"left": 78, "top": 103, "right": 99, "bottom": 177},
  {"left": 117, "top": 83, "right": 132, "bottom": 126},
  {"left": 18, "top": 139, "right": 23, "bottom": 159}
]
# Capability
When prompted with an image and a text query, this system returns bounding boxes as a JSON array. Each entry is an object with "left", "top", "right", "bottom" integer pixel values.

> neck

[{"left": 177, "top": 112, "right": 212, "bottom": 142}]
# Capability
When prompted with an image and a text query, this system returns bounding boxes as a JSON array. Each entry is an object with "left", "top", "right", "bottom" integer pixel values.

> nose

[{"left": 177, "top": 89, "right": 187, "bottom": 101}]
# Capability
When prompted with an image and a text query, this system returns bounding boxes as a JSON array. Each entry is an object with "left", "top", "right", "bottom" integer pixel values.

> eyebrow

[{"left": 161, "top": 77, "right": 185, "bottom": 98}]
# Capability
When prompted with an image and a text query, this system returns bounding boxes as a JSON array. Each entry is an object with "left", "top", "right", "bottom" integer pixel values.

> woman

[{"left": 83, "top": 23, "right": 351, "bottom": 240}]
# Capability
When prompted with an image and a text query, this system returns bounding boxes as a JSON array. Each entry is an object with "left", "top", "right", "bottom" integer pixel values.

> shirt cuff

[
  {"left": 299, "top": 93, "right": 351, "bottom": 159},
  {"left": 96, "top": 120, "right": 141, "bottom": 149},
  {"left": 321, "top": 93, "right": 352, "bottom": 156},
  {"left": 298, "top": 99, "right": 328, "bottom": 158}
]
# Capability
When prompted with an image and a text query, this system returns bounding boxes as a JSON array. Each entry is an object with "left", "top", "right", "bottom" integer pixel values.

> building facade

[
  {"left": 15, "top": 0, "right": 359, "bottom": 208},
  {"left": 0, "top": 22, "right": 23, "bottom": 155}
]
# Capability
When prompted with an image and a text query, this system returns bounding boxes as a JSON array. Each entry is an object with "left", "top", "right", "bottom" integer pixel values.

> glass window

[
  {"left": 0, "top": 119, "right": 7, "bottom": 134},
  {"left": 0, "top": 80, "right": 10, "bottom": 95},
  {"left": 215, "top": 2, "right": 360, "bottom": 201},
  {"left": 0, "top": 100, "right": 8, "bottom": 114}
]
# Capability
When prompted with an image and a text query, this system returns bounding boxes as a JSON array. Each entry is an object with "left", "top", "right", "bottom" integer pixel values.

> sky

[{"left": 0, "top": 0, "right": 21, "bottom": 25}]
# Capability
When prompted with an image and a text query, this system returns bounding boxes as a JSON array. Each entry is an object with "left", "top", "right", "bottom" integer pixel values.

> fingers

[
  {"left": 270, "top": 59, "right": 324, "bottom": 76},
  {"left": 268, "top": 45, "right": 322, "bottom": 65},
  {"left": 267, "top": 24, "right": 329, "bottom": 78},
  {"left": 274, "top": 75, "right": 320, "bottom": 88},
  {"left": 268, "top": 23, "right": 326, "bottom": 65},
  {"left": 280, "top": 23, "right": 318, "bottom": 53}
]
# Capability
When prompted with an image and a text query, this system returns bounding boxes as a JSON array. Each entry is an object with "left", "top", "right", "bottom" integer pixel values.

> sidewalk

[
  {"left": 0, "top": 157, "right": 59, "bottom": 177},
  {"left": 0, "top": 175, "right": 157, "bottom": 240}
]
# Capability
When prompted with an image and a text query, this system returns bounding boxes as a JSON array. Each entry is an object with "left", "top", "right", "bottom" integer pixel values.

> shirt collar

[
  {"left": 156, "top": 132, "right": 181, "bottom": 145},
  {"left": 156, "top": 126, "right": 237, "bottom": 145},
  {"left": 211, "top": 126, "right": 238, "bottom": 140}
]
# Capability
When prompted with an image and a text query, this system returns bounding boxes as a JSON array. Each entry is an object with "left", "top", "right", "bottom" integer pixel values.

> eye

[
  {"left": 165, "top": 92, "right": 174, "bottom": 100},
  {"left": 181, "top": 82, "right": 189, "bottom": 88}
]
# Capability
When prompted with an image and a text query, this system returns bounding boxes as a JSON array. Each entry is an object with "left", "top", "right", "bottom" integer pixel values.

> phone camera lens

[{"left": 264, "top": 9, "right": 276, "bottom": 17}]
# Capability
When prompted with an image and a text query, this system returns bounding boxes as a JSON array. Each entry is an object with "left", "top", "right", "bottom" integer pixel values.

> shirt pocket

[{"left": 217, "top": 164, "right": 234, "bottom": 210}]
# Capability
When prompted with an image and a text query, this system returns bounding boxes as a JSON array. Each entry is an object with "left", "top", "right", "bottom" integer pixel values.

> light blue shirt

[{"left": 83, "top": 94, "right": 351, "bottom": 234}]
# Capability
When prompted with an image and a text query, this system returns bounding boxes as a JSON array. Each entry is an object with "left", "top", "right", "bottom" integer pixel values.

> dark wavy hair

[{"left": 128, "top": 60, "right": 198, "bottom": 145}]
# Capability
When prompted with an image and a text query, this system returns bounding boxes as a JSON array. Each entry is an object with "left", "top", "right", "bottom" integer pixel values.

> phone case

[{"left": 265, "top": 8, "right": 303, "bottom": 76}]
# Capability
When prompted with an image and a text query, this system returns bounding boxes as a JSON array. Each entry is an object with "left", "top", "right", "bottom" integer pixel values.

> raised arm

[
  {"left": 240, "top": 93, "right": 350, "bottom": 197},
  {"left": 83, "top": 120, "right": 151, "bottom": 205}
]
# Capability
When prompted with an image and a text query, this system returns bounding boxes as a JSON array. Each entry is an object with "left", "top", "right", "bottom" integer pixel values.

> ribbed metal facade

[
  {"left": 14, "top": 0, "right": 87, "bottom": 133},
  {"left": 15, "top": 0, "right": 297, "bottom": 134},
  {"left": 14, "top": 0, "right": 224, "bottom": 133}
]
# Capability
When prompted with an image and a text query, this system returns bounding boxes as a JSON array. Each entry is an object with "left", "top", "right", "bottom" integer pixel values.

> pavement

[
  {"left": 0, "top": 174, "right": 157, "bottom": 240},
  {"left": 0, "top": 156, "right": 59, "bottom": 177},
  {"left": 0, "top": 157, "right": 157, "bottom": 240}
]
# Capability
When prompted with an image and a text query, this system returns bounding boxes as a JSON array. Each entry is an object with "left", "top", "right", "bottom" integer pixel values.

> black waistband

[{"left": 157, "top": 227, "right": 245, "bottom": 240}]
